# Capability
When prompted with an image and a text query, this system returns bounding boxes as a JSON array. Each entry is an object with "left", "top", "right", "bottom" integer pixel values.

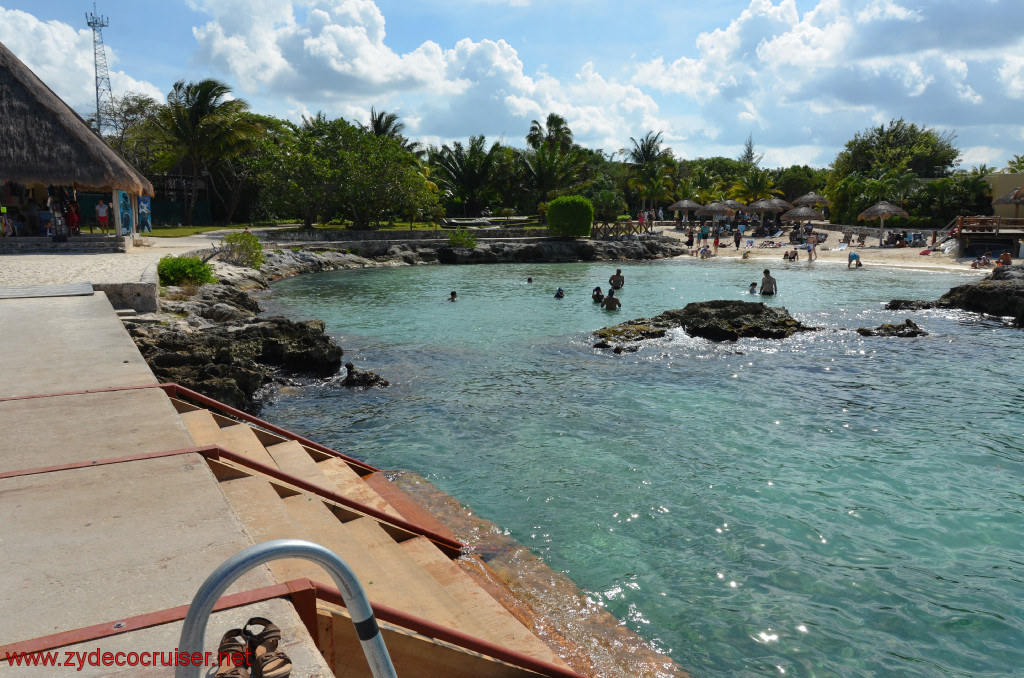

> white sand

[{"left": 657, "top": 225, "right": 986, "bottom": 275}]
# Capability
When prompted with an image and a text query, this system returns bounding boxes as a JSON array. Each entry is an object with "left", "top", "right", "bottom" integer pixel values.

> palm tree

[
  {"left": 1002, "top": 154, "right": 1024, "bottom": 174},
  {"left": 622, "top": 131, "right": 666, "bottom": 210},
  {"left": 691, "top": 168, "right": 722, "bottom": 204},
  {"left": 156, "top": 79, "right": 257, "bottom": 224},
  {"left": 522, "top": 141, "right": 590, "bottom": 207},
  {"left": 526, "top": 113, "right": 574, "bottom": 150},
  {"left": 429, "top": 135, "right": 500, "bottom": 217},
  {"left": 729, "top": 167, "right": 781, "bottom": 203},
  {"left": 628, "top": 160, "right": 673, "bottom": 210},
  {"left": 362, "top": 107, "right": 422, "bottom": 156}
]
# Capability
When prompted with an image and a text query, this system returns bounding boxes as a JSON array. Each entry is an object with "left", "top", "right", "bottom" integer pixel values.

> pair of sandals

[{"left": 216, "top": 617, "right": 292, "bottom": 678}]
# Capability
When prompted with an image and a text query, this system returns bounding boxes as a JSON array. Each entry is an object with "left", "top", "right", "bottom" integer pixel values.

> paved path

[{"left": 0, "top": 228, "right": 281, "bottom": 286}]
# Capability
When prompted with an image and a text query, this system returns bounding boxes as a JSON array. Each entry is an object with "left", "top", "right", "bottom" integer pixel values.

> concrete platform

[
  {"left": 0, "top": 293, "right": 155, "bottom": 398},
  {"left": 0, "top": 388, "right": 193, "bottom": 473},
  {"left": 6, "top": 598, "right": 331, "bottom": 678},
  {"left": 0, "top": 455, "right": 273, "bottom": 644}
]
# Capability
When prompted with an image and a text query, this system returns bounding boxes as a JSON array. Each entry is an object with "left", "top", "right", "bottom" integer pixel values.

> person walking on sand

[
  {"left": 806, "top": 233, "right": 818, "bottom": 261},
  {"left": 601, "top": 289, "right": 621, "bottom": 310},
  {"left": 760, "top": 269, "right": 777, "bottom": 296},
  {"left": 734, "top": 228, "right": 742, "bottom": 249},
  {"left": 95, "top": 199, "right": 109, "bottom": 235},
  {"left": 713, "top": 232, "right": 720, "bottom": 256},
  {"left": 609, "top": 268, "right": 625, "bottom": 289}
]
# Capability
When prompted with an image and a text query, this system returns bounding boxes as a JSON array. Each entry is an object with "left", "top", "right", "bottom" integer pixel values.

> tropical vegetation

[{"left": 97, "top": 81, "right": 1017, "bottom": 230}]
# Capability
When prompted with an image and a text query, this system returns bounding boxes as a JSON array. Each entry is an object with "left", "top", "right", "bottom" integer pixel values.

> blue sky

[{"left": 2, "top": 0, "right": 1022, "bottom": 169}]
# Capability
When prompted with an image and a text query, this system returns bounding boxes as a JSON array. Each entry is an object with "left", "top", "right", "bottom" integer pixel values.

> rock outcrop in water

[
  {"left": 887, "top": 264, "right": 1024, "bottom": 325},
  {"left": 341, "top": 362, "right": 390, "bottom": 388},
  {"left": 856, "top": 319, "right": 929, "bottom": 337},
  {"left": 594, "top": 300, "right": 815, "bottom": 349}
]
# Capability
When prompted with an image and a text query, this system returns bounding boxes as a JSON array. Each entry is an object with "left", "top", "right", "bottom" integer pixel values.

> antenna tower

[{"left": 85, "top": 2, "right": 112, "bottom": 134}]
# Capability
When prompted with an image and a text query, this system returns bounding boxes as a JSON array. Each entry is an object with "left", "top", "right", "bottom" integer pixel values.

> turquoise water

[{"left": 261, "top": 259, "right": 1024, "bottom": 677}]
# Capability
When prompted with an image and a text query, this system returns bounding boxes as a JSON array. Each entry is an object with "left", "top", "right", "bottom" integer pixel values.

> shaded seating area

[{"left": 1, "top": 40, "right": 153, "bottom": 251}]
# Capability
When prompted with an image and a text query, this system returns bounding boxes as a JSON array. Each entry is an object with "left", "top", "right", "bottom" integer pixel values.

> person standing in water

[
  {"left": 601, "top": 289, "right": 621, "bottom": 310},
  {"left": 448, "top": 291, "right": 458, "bottom": 302},
  {"left": 608, "top": 269, "right": 625, "bottom": 289},
  {"left": 760, "top": 269, "right": 778, "bottom": 296}
]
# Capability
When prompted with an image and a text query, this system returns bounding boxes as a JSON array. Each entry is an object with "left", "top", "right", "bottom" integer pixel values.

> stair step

[
  {"left": 279, "top": 496, "right": 462, "bottom": 626},
  {"left": 400, "top": 538, "right": 562, "bottom": 662},
  {"left": 179, "top": 408, "right": 223, "bottom": 445},
  {"left": 316, "top": 458, "right": 398, "bottom": 517},
  {"left": 214, "top": 423, "right": 278, "bottom": 467},
  {"left": 266, "top": 440, "right": 338, "bottom": 489}
]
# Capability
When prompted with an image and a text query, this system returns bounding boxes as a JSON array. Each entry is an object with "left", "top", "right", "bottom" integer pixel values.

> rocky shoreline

[{"left": 887, "top": 263, "right": 1024, "bottom": 324}]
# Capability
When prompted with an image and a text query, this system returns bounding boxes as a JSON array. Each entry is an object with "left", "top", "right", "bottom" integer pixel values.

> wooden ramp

[{"left": 173, "top": 398, "right": 569, "bottom": 673}]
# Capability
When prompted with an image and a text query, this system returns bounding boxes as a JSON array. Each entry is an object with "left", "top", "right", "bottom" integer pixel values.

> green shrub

[
  {"left": 157, "top": 255, "right": 217, "bottom": 287},
  {"left": 616, "top": 214, "right": 631, "bottom": 222},
  {"left": 547, "top": 195, "right": 594, "bottom": 237},
  {"left": 220, "top": 232, "right": 266, "bottom": 270},
  {"left": 448, "top": 227, "right": 478, "bottom": 248}
]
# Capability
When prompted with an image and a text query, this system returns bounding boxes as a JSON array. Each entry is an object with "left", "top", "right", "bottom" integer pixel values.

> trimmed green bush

[
  {"left": 448, "top": 227, "right": 478, "bottom": 248},
  {"left": 221, "top": 232, "right": 265, "bottom": 270},
  {"left": 157, "top": 255, "right": 217, "bottom": 287},
  {"left": 547, "top": 195, "right": 594, "bottom": 237}
]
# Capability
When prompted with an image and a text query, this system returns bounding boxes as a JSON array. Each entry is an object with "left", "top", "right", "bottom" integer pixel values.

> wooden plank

[
  {"left": 0, "top": 282, "right": 94, "bottom": 299},
  {"left": 266, "top": 440, "right": 335, "bottom": 489},
  {"left": 322, "top": 607, "right": 538, "bottom": 678},
  {"left": 400, "top": 538, "right": 564, "bottom": 666},
  {"left": 214, "top": 423, "right": 278, "bottom": 467},
  {"left": 178, "top": 408, "right": 222, "bottom": 445},
  {"left": 317, "top": 458, "right": 399, "bottom": 517},
  {"left": 363, "top": 472, "right": 458, "bottom": 540}
]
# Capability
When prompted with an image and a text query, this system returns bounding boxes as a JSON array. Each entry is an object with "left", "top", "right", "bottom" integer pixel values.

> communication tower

[{"left": 85, "top": 3, "right": 113, "bottom": 134}]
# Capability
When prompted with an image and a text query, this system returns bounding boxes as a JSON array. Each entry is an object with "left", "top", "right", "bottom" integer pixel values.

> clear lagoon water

[{"left": 261, "top": 259, "right": 1024, "bottom": 677}]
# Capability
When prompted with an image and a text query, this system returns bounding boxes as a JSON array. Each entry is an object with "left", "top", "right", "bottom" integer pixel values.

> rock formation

[
  {"left": 887, "top": 264, "right": 1024, "bottom": 325},
  {"left": 856, "top": 319, "right": 928, "bottom": 337},
  {"left": 594, "top": 299, "right": 814, "bottom": 350},
  {"left": 341, "top": 362, "right": 390, "bottom": 388}
]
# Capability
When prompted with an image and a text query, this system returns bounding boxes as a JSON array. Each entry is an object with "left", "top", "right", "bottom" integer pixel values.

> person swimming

[
  {"left": 592, "top": 286, "right": 604, "bottom": 303},
  {"left": 748, "top": 282, "right": 758, "bottom": 294},
  {"left": 448, "top": 291, "right": 458, "bottom": 302},
  {"left": 554, "top": 287, "right": 565, "bottom": 298}
]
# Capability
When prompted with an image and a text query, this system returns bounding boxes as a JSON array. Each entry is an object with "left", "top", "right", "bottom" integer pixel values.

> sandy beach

[{"left": 656, "top": 224, "right": 983, "bottom": 275}]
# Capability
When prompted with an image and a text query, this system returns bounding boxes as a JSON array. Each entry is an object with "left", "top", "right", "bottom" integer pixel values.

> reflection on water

[{"left": 262, "top": 259, "right": 1024, "bottom": 677}]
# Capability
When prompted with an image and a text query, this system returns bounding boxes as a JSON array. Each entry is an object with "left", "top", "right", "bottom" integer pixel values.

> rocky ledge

[
  {"left": 436, "top": 236, "right": 688, "bottom": 264},
  {"left": 856, "top": 319, "right": 929, "bottom": 337},
  {"left": 887, "top": 264, "right": 1024, "bottom": 325},
  {"left": 593, "top": 299, "right": 815, "bottom": 350}
]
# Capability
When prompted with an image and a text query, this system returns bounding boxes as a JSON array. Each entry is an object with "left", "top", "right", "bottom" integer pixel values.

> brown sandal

[
  {"left": 244, "top": 617, "right": 291, "bottom": 678},
  {"left": 215, "top": 628, "right": 250, "bottom": 677}
]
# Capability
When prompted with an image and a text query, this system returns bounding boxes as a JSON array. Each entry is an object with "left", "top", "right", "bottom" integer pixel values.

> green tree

[
  {"left": 345, "top": 133, "right": 437, "bottom": 228},
  {"left": 429, "top": 135, "right": 500, "bottom": 217},
  {"left": 155, "top": 79, "right": 260, "bottom": 224},
  {"left": 98, "top": 92, "right": 163, "bottom": 177},
  {"left": 623, "top": 131, "right": 667, "bottom": 210},
  {"left": 830, "top": 118, "right": 960, "bottom": 180},
  {"left": 526, "top": 113, "right": 574, "bottom": 151},
  {"left": 728, "top": 167, "right": 781, "bottom": 203},
  {"left": 737, "top": 133, "right": 763, "bottom": 167},
  {"left": 361, "top": 107, "right": 422, "bottom": 156},
  {"left": 1003, "top": 154, "right": 1024, "bottom": 174},
  {"left": 771, "top": 165, "right": 827, "bottom": 201},
  {"left": 522, "top": 141, "right": 590, "bottom": 208}
]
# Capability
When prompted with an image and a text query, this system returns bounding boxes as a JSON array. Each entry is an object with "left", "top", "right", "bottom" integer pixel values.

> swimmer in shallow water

[
  {"left": 592, "top": 286, "right": 604, "bottom": 303},
  {"left": 448, "top": 291, "right": 457, "bottom": 302},
  {"left": 554, "top": 287, "right": 565, "bottom": 298},
  {"left": 601, "top": 289, "right": 621, "bottom": 310}
]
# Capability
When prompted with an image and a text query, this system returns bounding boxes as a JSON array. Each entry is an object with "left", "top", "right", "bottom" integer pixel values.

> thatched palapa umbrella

[
  {"left": 748, "top": 197, "right": 791, "bottom": 231},
  {"left": 859, "top": 201, "right": 908, "bottom": 246},
  {"left": 695, "top": 202, "right": 735, "bottom": 219},
  {"left": 0, "top": 40, "right": 153, "bottom": 205},
  {"left": 781, "top": 205, "right": 825, "bottom": 224},
  {"left": 993, "top": 185, "right": 1024, "bottom": 219},
  {"left": 722, "top": 199, "right": 745, "bottom": 212},
  {"left": 668, "top": 198, "right": 702, "bottom": 222},
  {"left": 793, "top": 191, "right": 831, "bottom": 208}
]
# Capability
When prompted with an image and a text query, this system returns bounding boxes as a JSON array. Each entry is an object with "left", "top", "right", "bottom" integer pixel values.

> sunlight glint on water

[{"left": 261, "top": 259, "right": 1024, "bottom": 677}]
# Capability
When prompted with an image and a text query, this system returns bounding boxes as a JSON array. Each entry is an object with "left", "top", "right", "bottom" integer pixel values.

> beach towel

[
  {"left": 772, "top": 230, "right": 783, "bottom": 238},
  {"left": 836, "top": 243, "right": 848, "bottom": 251}
]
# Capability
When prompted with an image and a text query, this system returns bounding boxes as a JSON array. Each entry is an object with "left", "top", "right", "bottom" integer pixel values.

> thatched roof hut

[{"left": 0, "top": 40, "right": 153, "bottom": 196}]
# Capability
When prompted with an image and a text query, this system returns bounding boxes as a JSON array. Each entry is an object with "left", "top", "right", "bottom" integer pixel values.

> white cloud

[
  {"left": 999, "top": 55, "right": 1024, "bottom": 99},
  {"left": 0, "top": 8, "right": 162, "bottom": 113},
  {"left": 855, "top": 0, "right": 920, "bottom": 23}
]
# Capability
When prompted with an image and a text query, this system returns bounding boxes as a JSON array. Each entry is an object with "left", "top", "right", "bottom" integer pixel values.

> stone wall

[{"left": 265, "top": 227, "right": 549, "bottom": 242}]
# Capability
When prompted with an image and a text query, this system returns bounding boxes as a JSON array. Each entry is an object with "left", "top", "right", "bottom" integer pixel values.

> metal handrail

[{"left": 176, "top": 540, "right": 397, "bottom": 678}]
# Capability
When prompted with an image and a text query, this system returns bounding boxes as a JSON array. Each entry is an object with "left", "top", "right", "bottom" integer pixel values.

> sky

[{"left": 2, "top": 0, "right": 1022, "bottom": 169}]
